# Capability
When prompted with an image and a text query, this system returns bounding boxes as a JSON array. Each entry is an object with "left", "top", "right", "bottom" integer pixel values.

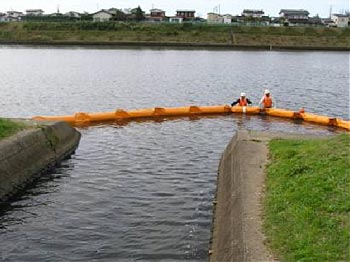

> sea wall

[{"left": 0, "top": 120, "right": 81, "bottom": 202}]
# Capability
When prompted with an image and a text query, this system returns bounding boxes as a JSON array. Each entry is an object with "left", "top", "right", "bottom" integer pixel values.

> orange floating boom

[{"left": 32, "top": 105, "right": 350, "bottom": 131}]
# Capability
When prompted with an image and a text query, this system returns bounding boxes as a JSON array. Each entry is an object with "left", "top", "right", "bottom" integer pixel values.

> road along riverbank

[
  {"left": 0, "top": 120, "right": 81, "bottom": 202},
  {"left": 209, "top": 129, "right": 336, "bottom": 261}
]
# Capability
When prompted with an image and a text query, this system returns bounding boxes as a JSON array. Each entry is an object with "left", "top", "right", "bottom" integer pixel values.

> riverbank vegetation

[
  {"left": 0, "top": 119, "right": 25, "bottom": 139},
  {"left": 0, "top": 22, "right": 349, "bottom": 49},
  {"left": 264, "top": 134, "right": 350, "bottom": 261}
]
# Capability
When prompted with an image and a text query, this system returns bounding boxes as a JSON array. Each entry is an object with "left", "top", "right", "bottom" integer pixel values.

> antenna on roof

[
  {"left": 57, "top": 4, "right": 60, "bottom": 14},
  {"left": 329, "top": 5, "right": 332, "bottom": 18}
]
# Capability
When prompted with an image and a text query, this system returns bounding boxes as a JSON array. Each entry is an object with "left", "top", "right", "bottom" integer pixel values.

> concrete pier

[{"left": 0, "top": 120, "right": 81, "bottom": 202}]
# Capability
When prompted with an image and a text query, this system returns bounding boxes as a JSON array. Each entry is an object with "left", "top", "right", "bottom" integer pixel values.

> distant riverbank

[{"left": 0, "top": 22, "right": 349, "bottom": 50}]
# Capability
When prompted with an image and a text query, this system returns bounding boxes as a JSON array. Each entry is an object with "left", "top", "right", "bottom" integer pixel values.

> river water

[{"left": 0, "top": 46, "right": 349, "bottom": 261}]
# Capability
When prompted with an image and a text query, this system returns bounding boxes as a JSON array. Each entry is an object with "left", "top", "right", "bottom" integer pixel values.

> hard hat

[
  {"left": 240, "top": 92, "right": 246, "bottom": 97},
  {"left": 264, "top": 89, "right": 270, "bottom": 95}
]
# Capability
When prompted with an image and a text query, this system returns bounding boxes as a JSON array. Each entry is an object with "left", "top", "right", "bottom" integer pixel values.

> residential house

[
  {"left": 207, "top": 13, "right": 223, "bottom": 23},
  {"left": 331, "top": 14, "right": 349, "bottom": 27},
  {"left": 242, "top": 9, "right": 264, "bottom": 18},
  {"left": 279, "top": 9, "right": 309, "bottom": 24},
  {"left": 92, "top": 10, "right": 114, "bottom": 22},
  {"left": 1, "top": 11, "right": 23, "bottom": 21},
  {"left": 176, "top": 10, "right": 195, "bottom": 20},
  {"left": 26, "top": 9, "right": 44, "bottom": 16},
  {"left": 308, "top": 16, "right": 323, "bottom": 26},
  {"left": 146, "top": 8, "right": 167, "bottom": 22},
  {"left": 64, "top": 11, "right": 81, "bottom": 19},
  {"left": 321, "top": 18, "right": 336, "bottom": 27},
  {"left": 7, "top": 11, "right": 23, "bottom": 18},
  {"left": 223, "top": 14, "right": 233, "bottom": 24}
]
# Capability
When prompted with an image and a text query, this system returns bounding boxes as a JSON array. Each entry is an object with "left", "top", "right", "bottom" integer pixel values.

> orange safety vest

[
  {"left": 239, "top": 97, "right": 248, "bottom": 106},
  {"left": 263, "top": 96, "right": 272, "bottom": 108}
]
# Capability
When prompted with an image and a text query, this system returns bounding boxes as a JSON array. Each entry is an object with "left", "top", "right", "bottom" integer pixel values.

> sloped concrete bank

[
  {"left": 209, "top": 130, "right": 326, "bottom": 261},
  {"left": 0, "top": 120, "right": 81, "bottom": 202}
]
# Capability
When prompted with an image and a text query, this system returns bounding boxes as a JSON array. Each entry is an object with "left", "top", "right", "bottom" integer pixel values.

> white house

[
  {"left": 26, "top": 9, "right": 44, "bottom": 16},
  {"left": 169, "top": 16, "right": 183, "bottom": 23},
  {"left": 92, "top": 10, "right": 114, "bottom": 22},
  {"left": 331, "top": 14, "right": 349, "bottom": 27},
  {"left": 223, "top": 14, "right": 232, "bottom": 24},
  {"left": 279, "top": 9, "right": 309, "bottom": 21},
  {"left": 7, "top": 11, "right": 23, "bottom": 18},
  {"left": 207, "top": 13, "right": 223, "bottom": 23}
]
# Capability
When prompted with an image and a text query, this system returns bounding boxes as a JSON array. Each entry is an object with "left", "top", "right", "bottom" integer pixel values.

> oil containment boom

[{"left": 32, "top": 105, "right": 350, "bottom": 131}]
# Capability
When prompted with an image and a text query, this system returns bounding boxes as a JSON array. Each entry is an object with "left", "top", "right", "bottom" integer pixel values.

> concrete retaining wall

[
  {"left": 209, "top": 130, "right": 272, "bottom": 262},
  {"left": 0, "top": 120, "right": 81, "bottom": 202},
  {"left": 209, "top": 130, "right": 326, "bottom": 261}
]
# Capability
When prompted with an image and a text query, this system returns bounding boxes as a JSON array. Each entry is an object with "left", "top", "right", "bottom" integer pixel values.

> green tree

[
  {"left": 112, "top": 10, "right": 127, "bottom": 21},
  {"left": 134, "top": 6, "right": 145, "bottom": 21}
]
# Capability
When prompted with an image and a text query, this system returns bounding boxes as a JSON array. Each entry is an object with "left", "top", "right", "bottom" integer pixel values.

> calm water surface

[{"left": 0, "top": 46, "right": 349, "bottom": 261}]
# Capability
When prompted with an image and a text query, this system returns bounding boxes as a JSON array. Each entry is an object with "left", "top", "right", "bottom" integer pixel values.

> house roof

[
  {"left": 7, "top": 11, "right": 23, "bottom": 14},
  {"left": 176, "top": 10, "right": 195, "bottom": 12},
  {"left": 279, "top": 9, "right": 309, "bottom": 16},
  {"left": 64, "top": 11, "right": 81, "bottom": 16},
  {"left": 26, "top": 9, "right": 44, "bottom": 12},
  {"left": 150, "top": 9, "right": 165, "bottom": 13},
  {"left": 332, "top": 13, "right": 349, "bottom": 18},
  {"left": 92, "top": 9, "right": 114, "bottom": 16},
  {"left": 243, "top": 9, "right": 264, "bottom": 14}
]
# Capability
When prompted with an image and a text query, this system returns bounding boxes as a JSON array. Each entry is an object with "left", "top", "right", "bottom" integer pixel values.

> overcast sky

[{"left": 0, "top": 0, "right": 348, "bottom": 18}]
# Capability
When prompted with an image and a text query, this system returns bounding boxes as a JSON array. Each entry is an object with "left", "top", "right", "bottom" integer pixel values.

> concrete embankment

[
  {"left": 0, "top": 120, "right": 81, "bottom": 202},
  {"left": 210, "top": 130, "right": 325, "bottom": 261}
]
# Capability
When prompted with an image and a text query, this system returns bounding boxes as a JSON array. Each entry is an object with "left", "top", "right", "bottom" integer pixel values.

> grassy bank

[
  {"left": 0, "top": 119, "right": 25, "bottom": 139},
  {"left": 0, "top": 22, "right": 349, "bottom": 49},
  {"left": 264, "top": 134, "right": 350, "bottom": 261}
]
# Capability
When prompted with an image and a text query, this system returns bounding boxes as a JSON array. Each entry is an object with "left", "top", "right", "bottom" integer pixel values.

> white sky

[{"left": 0, "top": 0, "right": 348, "bottom": 18}]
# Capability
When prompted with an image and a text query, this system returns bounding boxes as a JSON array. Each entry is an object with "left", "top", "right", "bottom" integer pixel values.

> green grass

[
  {"left": 264, "top": 134, "right": 350, "bottom": 261},
  {"left": 0, "top": 118, "right": 25, "bottom": 139}
]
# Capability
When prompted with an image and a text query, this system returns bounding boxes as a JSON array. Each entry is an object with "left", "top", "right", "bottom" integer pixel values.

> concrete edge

[
  {"left": 0, "top": 120, "right": 81, "bottom": 202},
  {"left": 209, "top": 129, "right": 328, "bottom": 262}
]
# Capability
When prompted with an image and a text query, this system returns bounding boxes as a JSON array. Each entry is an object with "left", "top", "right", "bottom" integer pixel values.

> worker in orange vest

[
  {"left": 259, "top": 89, "right": 273, "bottom": 108},
  {"left": 231, "top": 92, "right": 253, "bottom": 107}
]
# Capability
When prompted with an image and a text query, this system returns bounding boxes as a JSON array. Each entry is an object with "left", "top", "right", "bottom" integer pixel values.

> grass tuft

[{"left": 0, "top": 118, "right": 25, "bottom": 139}]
